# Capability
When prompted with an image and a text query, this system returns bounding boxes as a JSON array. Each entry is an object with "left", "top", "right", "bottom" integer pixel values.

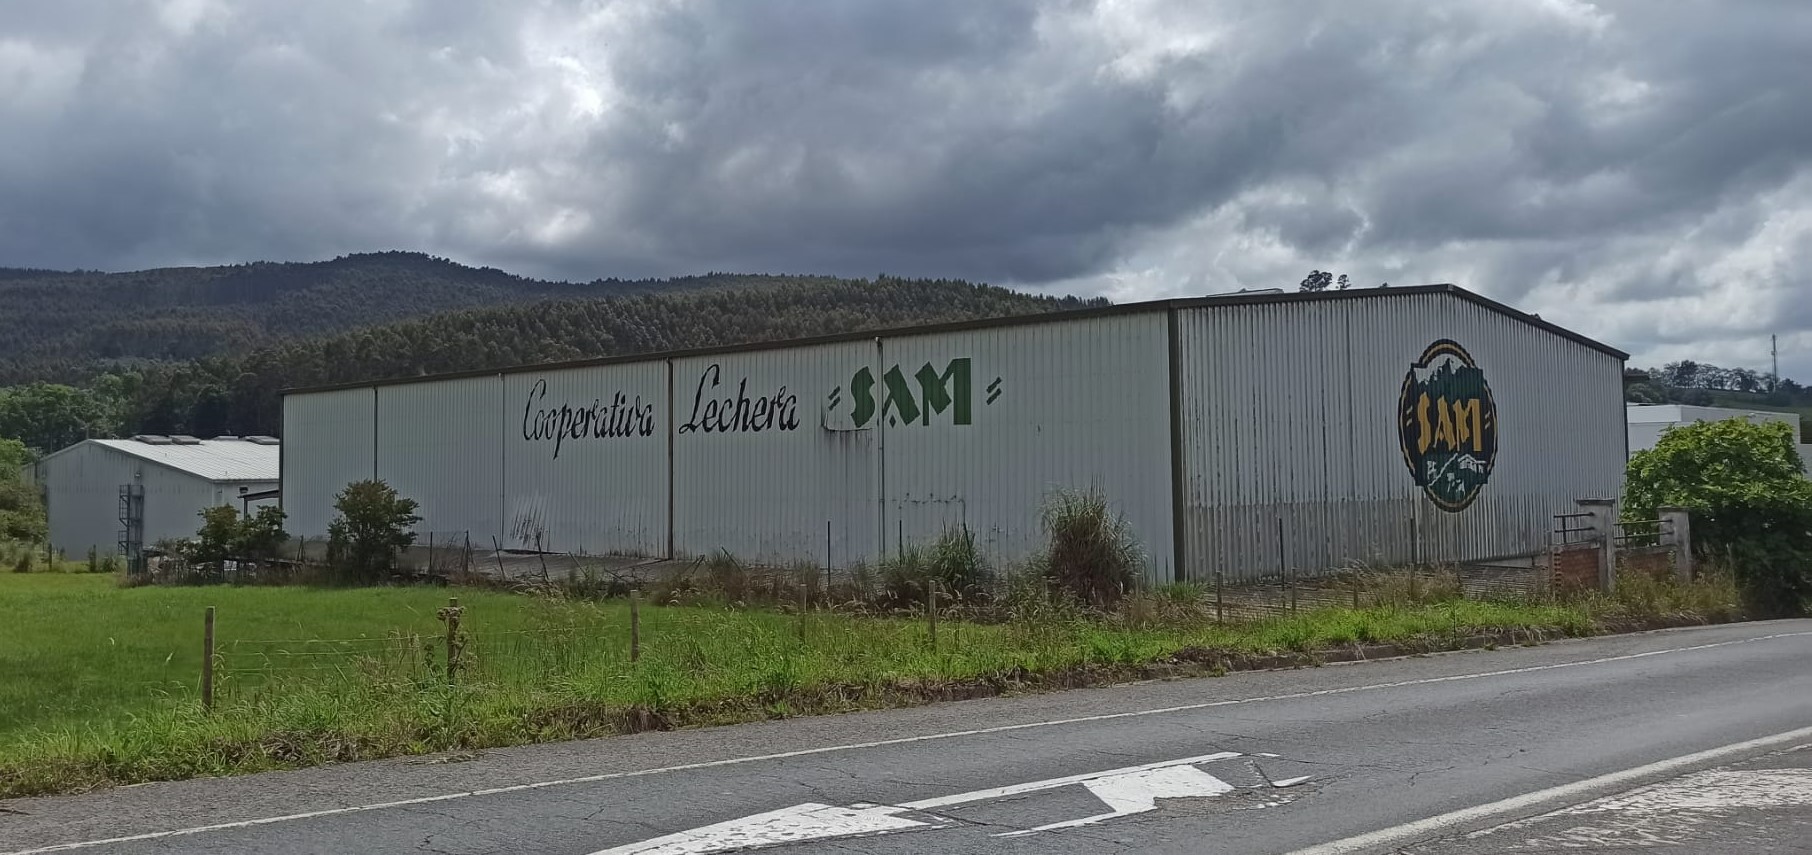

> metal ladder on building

[{"left": 118, "top": 483, "right": 145, "bottom": 577}]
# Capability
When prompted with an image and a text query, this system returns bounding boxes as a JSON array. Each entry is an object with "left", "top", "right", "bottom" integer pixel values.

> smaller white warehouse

[
  {"left": 27, "top": 436, "right": 281, "bottom": 562},
  {"left": 1626, "top": 404, "right": 1812, "bottom": 469}
]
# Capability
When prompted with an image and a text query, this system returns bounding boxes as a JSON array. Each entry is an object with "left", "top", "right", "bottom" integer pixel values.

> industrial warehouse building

[
  {"left": 27, "top": 436, "right": 281, "bottom": 562},
  {"left": 1626, "top": 404, "right": 1812, "bottom": 469},
  {"left": 281, "top": 285, "right": 1628, "bottom": 584}
]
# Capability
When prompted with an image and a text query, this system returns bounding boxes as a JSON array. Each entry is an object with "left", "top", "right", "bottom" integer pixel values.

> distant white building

[
  {"left": 1626, "top": 404, "right": 1812, "bottom": 471},
  {"left": 24, "top": 436, "right": 280, "bottom": 561}
]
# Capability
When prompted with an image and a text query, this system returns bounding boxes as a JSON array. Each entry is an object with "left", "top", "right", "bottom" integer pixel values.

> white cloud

[{"left": 0, "top": 0, "right": 1810, "bottom": 375}]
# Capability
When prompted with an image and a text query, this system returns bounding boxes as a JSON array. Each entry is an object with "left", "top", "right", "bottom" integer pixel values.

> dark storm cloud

[{"left": 2, "top": 1, "right": 1810, "bottom": 373}]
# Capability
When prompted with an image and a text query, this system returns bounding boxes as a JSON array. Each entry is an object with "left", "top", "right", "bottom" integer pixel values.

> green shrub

[
  {"left": 1034, "top": 489, "right": 1144, "bottom": 608},
  {"left": 325, "top": 480, "right": 421, "bottom": 584},
  {"left": 1624, "top": 419, "right": 1812, "bottom": 618}
]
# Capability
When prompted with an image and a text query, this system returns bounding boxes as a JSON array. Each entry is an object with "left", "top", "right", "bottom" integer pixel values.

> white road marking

[
  {"left": 995, "top": 764, "right": 1236, "bottom": 837},
  {"left": 898, "top": 751, "right": 1239, "bottom": 809},
  {"left": 6, "top": 629, "right": 1807, "bottom": 855},
  {"left": 592, "top": 752, "right": 1246, "bottom": 852},
  {"left": 1275, "top": 724, "right": 1812, "bottom": 855},
  {"left": 585, "top": 802, "right": 939, "bottom": 855}
]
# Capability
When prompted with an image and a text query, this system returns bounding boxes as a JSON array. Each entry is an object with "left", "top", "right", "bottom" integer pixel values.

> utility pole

[{"left": 1772, "top": 334, "right": 1780, "bottom": 391}]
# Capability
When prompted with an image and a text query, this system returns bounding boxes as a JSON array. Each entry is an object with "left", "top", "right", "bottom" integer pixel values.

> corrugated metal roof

[
  {"left": 92, "top": 438, "right": 280, "bottom": 482},
  {"left": 281, "top": 284, "right": 1630, "bottom": 397}
]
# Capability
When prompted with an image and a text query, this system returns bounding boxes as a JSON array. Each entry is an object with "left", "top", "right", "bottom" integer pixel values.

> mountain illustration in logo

[{"left": 1397, "top": 339, "right": 1498, "bottom": 512}]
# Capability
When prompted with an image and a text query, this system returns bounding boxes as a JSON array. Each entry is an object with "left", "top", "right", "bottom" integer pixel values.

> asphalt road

[{"left": 3, "top": 620, "right": 1809, "bottom": 855}]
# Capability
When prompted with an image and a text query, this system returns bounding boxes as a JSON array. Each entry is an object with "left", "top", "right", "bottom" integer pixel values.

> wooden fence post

[
  {"left": 630, "top": 589, "right": 642, "bottom": 663},
  {"left": 202, "top": 606, "right": 216, "bottom": 713},
  {"left": 444, "top": 597, "right": 461, "bottom": 685},
  {"left": 927, "top": 580, "right": 939, "bottom": 652},
  {"left": 798, "top": 576, "right": 809, "bottom": 641}
]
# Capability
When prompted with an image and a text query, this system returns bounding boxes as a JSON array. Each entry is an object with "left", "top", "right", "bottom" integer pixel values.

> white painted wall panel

[
  {"left": 281, "top": 387, "right": 376, "bottom": 538},
  {"left": 1177, "top": 291, "right": 1625, "bottom": 582},
  {"left": 672, "top": 341, "right": 880, "bottom": 566},
  {"left": 377, "top": 375, "right": 504, "bottom": 543},
  {"left": 881, "top": 314, "right": 1174, "bottom": 582},
  {"left": 502, "top": 363, "right": 667, "bottom": 555}
]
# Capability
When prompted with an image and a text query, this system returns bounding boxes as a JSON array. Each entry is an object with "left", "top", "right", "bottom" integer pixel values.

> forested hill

[
  {"left": 124, "top": 276, "right": 1099, "bottom": 439},
  {"left": 0, "top": 251, "right": 834, "bottom": 384}
]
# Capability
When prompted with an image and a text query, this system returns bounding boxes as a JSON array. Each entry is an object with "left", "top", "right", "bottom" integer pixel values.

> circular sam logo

[{"left": 1398, "top": 340, "right": 1498, "bottom": 512}]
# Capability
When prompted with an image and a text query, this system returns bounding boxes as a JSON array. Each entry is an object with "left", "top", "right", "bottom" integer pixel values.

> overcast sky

[{"left": 3, "top": 1, "right": 1809, "bottom": 376}]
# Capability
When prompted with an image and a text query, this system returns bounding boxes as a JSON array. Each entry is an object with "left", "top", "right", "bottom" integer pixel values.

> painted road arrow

[{"left": 591, "top": 751, "right": 1310, "bottom": 854}]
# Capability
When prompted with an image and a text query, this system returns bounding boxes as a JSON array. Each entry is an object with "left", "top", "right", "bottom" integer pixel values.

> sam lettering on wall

[
  {"left": 823, "top": 358, "right": 1002, "bottom": 431},
  {"left": 1397, "top": 339, "right": 1499, "bottom": 511}
]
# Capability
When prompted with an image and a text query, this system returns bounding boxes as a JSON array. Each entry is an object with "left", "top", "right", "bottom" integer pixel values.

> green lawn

[{"left": 0, "top": 572, "right": 1604, "bottom": 797}]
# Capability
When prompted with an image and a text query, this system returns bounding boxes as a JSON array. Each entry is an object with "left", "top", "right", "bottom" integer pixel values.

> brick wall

[
  {"left": 1619, "top": 548, "right": 1675, "bottom": 582},
  {"left": 1552, "top": 545, "right": 1600, "bottom": 592}
]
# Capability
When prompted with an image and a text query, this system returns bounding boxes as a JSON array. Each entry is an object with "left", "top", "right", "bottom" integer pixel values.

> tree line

[
  {"left": 0, "top": 275, "right": 1095, "bottom": 453},
  {"left": 1624, "top": 360, "right": 1812, "bottom": 409}
]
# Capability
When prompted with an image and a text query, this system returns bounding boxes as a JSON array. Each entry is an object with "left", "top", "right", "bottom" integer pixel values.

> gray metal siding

[
  {"left": 503, "top": 363, "right": 668, "bottom": 556},
  {"left": 1176, "top": 291, "right": 1624, "bottom": 582},
  {"left": 281, "top": 388, "right": 377, "bottom": 538},
  {"left": 880, "top": 314, "right": 1174, "bottom": 581},
  {"left": 672, "top": 340, "right": 879, "bottom": 566},
  {"left": 279, "top": 288, "right": 1624, "bottom": 583},
  {"left": 377, "top": 376, "right": 505, "bottom": 546}
]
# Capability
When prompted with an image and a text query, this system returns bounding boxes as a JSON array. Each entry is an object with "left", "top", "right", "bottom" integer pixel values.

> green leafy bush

[
  {"left": 325, "top": 480, "right": 421, "bottom": 584},
  {"left": 1624, "top": 418, "right": 1812, "bottom": 617}
]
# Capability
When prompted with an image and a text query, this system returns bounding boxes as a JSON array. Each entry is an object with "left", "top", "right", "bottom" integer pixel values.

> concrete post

[
  {"left": 1659, "top": 507, "right": 1693, "bottom": 583},
  {"left": 1576, "top": 498, "right": 1618, "bottom": 593}
]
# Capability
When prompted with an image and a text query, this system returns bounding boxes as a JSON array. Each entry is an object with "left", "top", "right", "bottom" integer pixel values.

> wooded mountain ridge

[
  {"left": 0, "top": 251, "right": 854, "bottom": 385},
  {"left": 0, "top": 261, "right": 1097, "bottom": 449}
]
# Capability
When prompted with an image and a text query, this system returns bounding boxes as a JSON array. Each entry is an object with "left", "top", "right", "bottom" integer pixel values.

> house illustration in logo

[{"left": 1397, "top": 340, "right": 1498, "bottom": 511}]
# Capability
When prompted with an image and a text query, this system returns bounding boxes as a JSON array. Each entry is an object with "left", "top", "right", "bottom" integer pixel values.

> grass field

[{"left": 0, "top": 571, "right": 1674, "bottom": 798}]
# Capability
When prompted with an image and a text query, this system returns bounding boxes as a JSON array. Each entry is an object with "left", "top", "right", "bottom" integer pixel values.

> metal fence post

[
  {"left": 202, "top": 606, "right": 216, "bottom": 714},
  {"left": 1215, "top": 568, "right": 1225, "bottom": 623}
]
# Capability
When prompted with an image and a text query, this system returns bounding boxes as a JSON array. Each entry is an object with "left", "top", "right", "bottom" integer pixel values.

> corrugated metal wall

[
  {"left": 503, "top": 363, "right": 668, "bottom": 555},
  {"left": 377, "top": 376, "right": 505, "bottom": 550},
  {"left": 672, "top": 340, "right": 878, "bottom": 566},
  {"left": 281, "top": 387, "right": 375, "bottom": 539},
  {"left": 881, "top": 314, "right": 1173, "bottom": 580},
  {"left": 281, "top": 290, "right": 1624, "bottom": 585},
  {"left": 38, "top": 443, "right": 137, "bottom": 558},
  {"left": 1175, "top": 291, "right": 1625, "bottom": 582}
]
